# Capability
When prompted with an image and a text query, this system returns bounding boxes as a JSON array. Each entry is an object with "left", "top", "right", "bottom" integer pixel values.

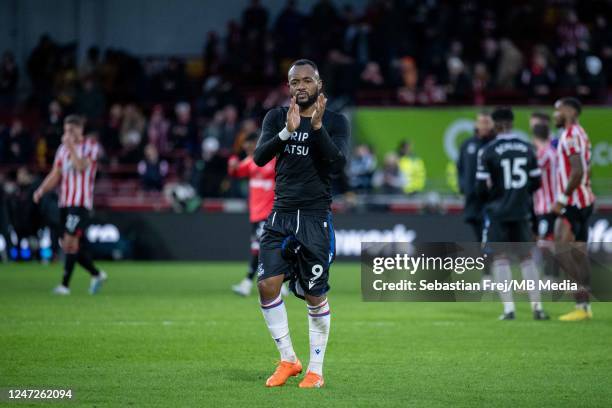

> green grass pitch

[{"left": 1, "top": 262, "right": 611, "bottom": 407}]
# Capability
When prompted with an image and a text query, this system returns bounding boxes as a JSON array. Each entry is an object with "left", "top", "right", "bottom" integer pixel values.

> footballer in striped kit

[
  {"left": 552, "top": 98, "right": 596, "bottom": 321},
  {"left": 33, "top": 115, "right": 107, "bottom": 295}
]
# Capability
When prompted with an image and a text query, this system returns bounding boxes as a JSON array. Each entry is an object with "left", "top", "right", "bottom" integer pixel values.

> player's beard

[{"left": 295, "top": 89, "right": 320, "bottom": 108}]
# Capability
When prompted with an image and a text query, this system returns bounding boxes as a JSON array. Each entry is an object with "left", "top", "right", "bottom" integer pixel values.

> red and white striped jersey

[
  {"left": 533, "top": 142, "right": 556, "bottom": 215},
  {"left": 556, "top": 124, "right": 595, "bottom": 208},
  {"left": 53, "top": 138, "right": 100, "bottom": 209}
]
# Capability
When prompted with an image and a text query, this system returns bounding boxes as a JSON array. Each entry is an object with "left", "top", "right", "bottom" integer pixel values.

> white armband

[
  {"left": 557, "top": 193, "right": 568, "bottom": 206},
  {"left": 278, "top": 127, "right": 291, "bottom": 141}
]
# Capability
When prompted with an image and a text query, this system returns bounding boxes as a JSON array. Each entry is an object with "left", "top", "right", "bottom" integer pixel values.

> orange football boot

[
  {"left": 265, "top": 360, "right": 302, "bottom": 387},
  {"left": 298, "top": 371, "right": 324, "bottom": 388}
]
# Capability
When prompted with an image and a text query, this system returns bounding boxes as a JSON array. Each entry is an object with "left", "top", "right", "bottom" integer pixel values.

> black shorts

[
  {"left": 60, "top": 207, "right": 90, "bottom": 237},
  {"left": 536, "top": 213, "right": 557, "bottom": 240},
  {"left": 250, "top": 220, "right": 266, "bottom": 254},
  {"left": 483, "top": 217, "right": 533, "bottom": 243},
  {"left": 258, "top": 210, "right": 336, "bottom": 298},
  {"left": 561, "top": 205, "right": 593, "bottom": 242}
]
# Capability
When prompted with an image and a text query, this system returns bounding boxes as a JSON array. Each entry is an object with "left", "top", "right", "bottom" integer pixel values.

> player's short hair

[
  {"left": 558, "top": 97, "right": 582, "bottom": 115},
  {"left": 530, "top": 111, "right": 550, "bottom": 122},
  {"left": 64, "top": 114, "right": 85, "bottom": 128},
  {"left": 491, "top": 107, "right": 514, "bottom": 123},
  {"left": 289, "top": 59, "right": 319, "bottom": 74},
  {"left": 533, "top": 124, "right": 550, "bottom": 141},
  {"left": 477, "top": 110, "right": 491, "bottom": 118}
]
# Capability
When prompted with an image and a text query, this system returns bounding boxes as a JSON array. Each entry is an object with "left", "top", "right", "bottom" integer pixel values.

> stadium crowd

[{"left": 1, "top": 0, "right": 611, "bottom": 200}]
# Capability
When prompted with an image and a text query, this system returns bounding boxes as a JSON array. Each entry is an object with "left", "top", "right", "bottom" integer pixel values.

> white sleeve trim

[{"left": 278, "top": 127, "right": 291, "bottom": 141}]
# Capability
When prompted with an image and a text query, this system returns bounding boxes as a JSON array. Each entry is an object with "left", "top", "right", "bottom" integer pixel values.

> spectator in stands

[
  {"left": 274, "top": 0, "right": 304, "bottom": 60},
  {"left": 243, "top": 0, "right": 268, "bottom": 34},
  {"left": 373, "top": 152, "right": 405, "bottom": 194},
  {"left": 556, "top": 9, "right": 589, "bottom": 60},
  {"left": 521, "top": 48, "right": 557, "bottom": 98},
  {"left": 558, "top": 59, "right": 582, "bottom": 91},
  {"left": 262, "top": 83, "right": 290, "bottom": 110},
  {"left": 102, "top": 103, "right": 123, "bottom": 154},
  {"left": 396, "top": 57, "right": 421, "bottom": 105},
  {"left": 53, "top": 46, "right": 79, "bottom": 109},
  {"left": 202, "top": 109, "right": 225, "bottom": 141},
  {"left": 446, "top": 57, "right": 472, "bottom": 102},
  {"left": 203, "top": 31, "right": 221, "bottom": 75},
  {"left": 4, "top": 119, "right": 33, "bottom": 164},
  {"left": 138, "top": 144, "right": 169, "bottom": 191},
  {"left": 74, "top": 76, "right": 106, "bottom": 124},
  {"left": 218, "top": 105, "right": 240, "bottom": 154},
  {"left": 147, "top": 104, "right": 170, "bottom": 156},
  {"left": 27, "top": 34, "right": 58, "bottom": 104},
  {"left": 41, "top": 100, "right": 64, "bottom": 164},
  {"left": 192, "top": 137, "right": 227, "bottom": 198},
  {"left": 581, "top": 55, "right": 607, "bottom": 100},
  {"left": 241, "top": 0, "right": 269, "bottom": 82},
  {"left": 158, "top": 58, "right": 186, "bottom": 103},
  {"left": 170, "top": 102, "right": 198, "bottom": 156},
  {"left": 472, "top": 62, "right": 492, "bottom": 104},
  {"left": 397, "top": 140, "right": 426, "bottom": 194},
  {"left": 360, "top": 62, "right": 385, "bottom": 90},
  {"left": 231, "top": 118, "right": 258, "bottom": 156},
  {"left": 481, "top": 38, "right": 499, "bottom": 83},
  {"left": 496, "top": 39, "right": 523, "bottom": 89},
  {"left": 310, "top": 0, "right": 339, "bottom": 62},
  {"left": 592, "top": 15, "right": 612, "bottom": 80},
  {"left": 119, "top": 103, "right": 145, "bottom": 163},
  {"left": 0, "top": 51, "right": 18, "bottom": 109},
  {"left": 348, "top": 144, "right": 376, "bottom": 192},
  {"left": 79, "top": 46, "right": 101, "bottom": 81}
]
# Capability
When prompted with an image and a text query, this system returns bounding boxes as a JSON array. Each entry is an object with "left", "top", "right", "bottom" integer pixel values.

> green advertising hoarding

[{"left": 353, "top": 107, "right": 612, "bottom": 194}]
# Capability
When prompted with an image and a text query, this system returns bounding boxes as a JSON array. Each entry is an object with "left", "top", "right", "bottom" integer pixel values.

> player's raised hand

[
  {"left": 311, "top": 94, "right": 327, "bottom": 130},
  {"left": 286, "top": 96, "right": 300, "bottom": 132}
]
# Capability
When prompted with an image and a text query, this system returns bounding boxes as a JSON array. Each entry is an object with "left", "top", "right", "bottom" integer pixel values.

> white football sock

[
  {"left": 307, "top": 299, "right": 330, "bottom": 376},
  {"left": 260, "top": 295, "right": 296, "bottom": 362},
  {"left": 520, "top": 258, "right": 542, "bottom": 311},
  {"left": 493, "top": 258, "right": 515, "bottom": 314}
]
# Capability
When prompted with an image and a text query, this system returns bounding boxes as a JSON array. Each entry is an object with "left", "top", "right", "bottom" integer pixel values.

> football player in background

[
  {"left": 33, "top": 115, "right": 107, "bottom": 295},
  {"left": 228, "top": 132, "right": 278, "bottom": 297},
  {"left": 552, "top": 98, "right": 596, "bottom": 321},
  {"left": 531, "top": 123, "right": 559, "bottom": 282},
  {"left": 476, "top": 107, "right": 549, "bottom": 320},
  {"left": 457, "top": 111, "right": 495, "bottom": 242}
]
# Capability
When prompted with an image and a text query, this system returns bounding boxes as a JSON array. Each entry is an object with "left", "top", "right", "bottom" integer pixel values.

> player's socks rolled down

[
  {"left": 62, "top": 253, "right": 77, "bottom": 287},
  {"left": 260, "top": 294, "right": 297, "bottom": 362},
  {"left": 307, "top": 299, "right": 330, "bottom": 376},
  {"left": 520, "top": 258, "right": 542, "bottom": 311},
  {"left": 492, "top": 258, "right": 515, "bottom": 313}
]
